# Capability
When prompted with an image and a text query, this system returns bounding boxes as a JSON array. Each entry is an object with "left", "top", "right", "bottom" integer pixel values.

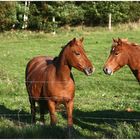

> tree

[
  {"left": 0, "top": 2, "right": 16, "bottom": 31},
  {"left": 1, "top": 1, "right": 140, "bottom": 32}
]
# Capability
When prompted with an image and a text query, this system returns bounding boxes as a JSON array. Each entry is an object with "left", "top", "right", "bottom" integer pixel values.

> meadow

[{"left": 0, "top": 24, "right": 140, "bottom": 138}]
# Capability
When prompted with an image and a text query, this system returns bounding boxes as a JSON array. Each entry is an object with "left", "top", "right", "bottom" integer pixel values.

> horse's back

[{"left": 25, "top": 56, "right": 53, "bottom": 99}]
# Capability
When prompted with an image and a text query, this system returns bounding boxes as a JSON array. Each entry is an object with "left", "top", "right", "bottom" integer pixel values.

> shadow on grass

[
  {"left": 73, "top": 109, "right": 140, "bottom": 123},
  {"left": 1, "top": 104, "right": 140, "bottom": 138},
  {"left": 0, "top": 104, "right": 85, "bottom": 138},
  {"left": 0, "top": 104, "right": 31, "bottom": 124},
  {"left": 71, "top": 109, "right": 140, "bottom": 138},
  {"left": 0, "top": 125, "right": 80, "bottom": 139}
]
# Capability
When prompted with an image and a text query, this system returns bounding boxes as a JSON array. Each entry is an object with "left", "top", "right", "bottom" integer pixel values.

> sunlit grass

[{"left": 0, "top": 26, "right": 140, "bottom": 138}]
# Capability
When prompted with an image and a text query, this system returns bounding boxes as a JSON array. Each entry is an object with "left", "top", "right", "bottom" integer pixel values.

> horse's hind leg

[
  {"left": 26, "top": 83, "right": 36, "bottom": 124},
  {"left": 29, "top": 98, "right": 36, "bottom": 124},
  {"left": 39, "top": 100, "right": 46, "bottom": 125}
]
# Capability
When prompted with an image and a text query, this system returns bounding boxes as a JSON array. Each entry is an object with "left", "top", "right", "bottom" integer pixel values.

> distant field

[{"left": 0, "top": 26, "right": 140, "bottom": 138}]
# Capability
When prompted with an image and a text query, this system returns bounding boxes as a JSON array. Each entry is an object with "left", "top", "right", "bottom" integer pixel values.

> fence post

[
  {"left": 108, "top": 13, "right": 112, "bottom": 31},
  {"left": 52, "top": 16, "right": 56, "bottom": 35},
  {"left": 22, "top": 1, "right": 28, "bottom": 29}
]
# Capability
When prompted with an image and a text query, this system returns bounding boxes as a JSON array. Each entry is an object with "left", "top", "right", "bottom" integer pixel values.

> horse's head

[
  {"left": 103, "top": 38, "right": 129, "bottom": 75},
  {"left": 64, "top": 37, "right": 95, "bottom": 76}
]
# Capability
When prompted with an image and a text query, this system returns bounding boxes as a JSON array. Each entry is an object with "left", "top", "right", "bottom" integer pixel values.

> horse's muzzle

[
  {"left": 84, "top": 67, "right": 95, "bottom": 76},
  {"left": 103, "top": 67, "right": 113, "bottom": 75}
]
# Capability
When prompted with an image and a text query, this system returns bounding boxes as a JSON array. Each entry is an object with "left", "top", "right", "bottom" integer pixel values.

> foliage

[
  {"left": 129, "top": 2, "right": 140, "bottom": 22},
  {"left": 16, "top": 2, "right": 30, "bottom": 29},
  {"left": 54, "top": 2, "right": 85, "bottom": 26},
  {"left": 80, "top": 1, "right": 140, "bottom": 26},
  {"left": 1, "top": 1, "right": 140, "bottom": 31},
  {"left": 27, "top": 1, "right": 140, "bottom": 28},
  {"left": 0, "top": 2, "right": 16, "bottom": 31}
]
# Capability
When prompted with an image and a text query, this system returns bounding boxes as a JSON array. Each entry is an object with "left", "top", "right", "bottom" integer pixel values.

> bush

[
  {"left": 16, "top": 2, "right": 25, "bottom": 29},
  {"left": 1, "top": 1, "right": 140, "bottom": 31},
  {"left": 129, "top": 2, "right": 140, "bottom": 22},
  {"left": 80, "top": 1, "right": 140, "bottom": 26},
  {"left": 55, "top": 2, "right": 85, "bottom": 26},
  {"left": 28, "top": 3, "right": 57, "bottom": 32},
  {"left": 0, "top": 2, "right": 16, "bottom": 31}
]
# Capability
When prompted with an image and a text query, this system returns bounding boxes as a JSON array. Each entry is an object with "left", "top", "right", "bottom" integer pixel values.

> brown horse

[
  {"left": 25, "top": 38, "right": 95, "bottom": 129},
  {"left": 103, "top": 38, "right": 140, "bottom": 82}
]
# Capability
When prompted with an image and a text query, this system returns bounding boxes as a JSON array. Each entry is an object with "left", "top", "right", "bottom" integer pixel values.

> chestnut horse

[
  {"left": 25, "top": 38, "right": 94, "bottom": 129},
  {"left": 103, "top": 38, "right": 140, "bottom": 82}
]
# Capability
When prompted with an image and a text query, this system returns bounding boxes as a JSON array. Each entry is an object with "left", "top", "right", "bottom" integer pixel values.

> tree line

[{"left": 0, "top": 1, "right": 140, "bottom": 32}]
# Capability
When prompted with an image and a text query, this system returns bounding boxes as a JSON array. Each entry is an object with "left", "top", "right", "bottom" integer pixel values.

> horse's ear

[
  {"left": 112, "top": 38, "right": 117, "bottom": 43},
  {"left": 61, "top": 45, "right": 64, "bottom": 49},
  {"left": 118, "top": 38, "right": 122, "bottom": 45},
  {"left": 80, "top": 37, "right": 84, "bottom": 42},
  {"left": 72, "top": 38, "right": 76, "bottom": 42},
  {"left": 70, "top": 38, "right": 76, "bottom": 47},
  {"left": 112, "top": 38, "right": 118, "bottom": 47}
]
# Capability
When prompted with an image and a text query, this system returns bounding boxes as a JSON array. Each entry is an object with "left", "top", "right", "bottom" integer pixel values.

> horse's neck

[
  {"left": 127, "top": 45, "right": 140, "bottom": 82},
  {"left": 55, "top": 54, "right": 71, "bottom": 81},
  {"left": 128, "top": 45, "right": 140, "bottom": 68}
]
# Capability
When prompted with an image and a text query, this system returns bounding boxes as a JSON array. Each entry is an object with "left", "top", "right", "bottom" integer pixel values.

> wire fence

[
  {"left": 0, "top": 112, "right": 140, "bottom": 126},
  {"left": 0, "top": 79, "right": 140, "bottom": 126},
  {"left": 0, "top": 97, "right": 140, "bottom": 102},
  {"left": 0, "top": 93, "right": 140, "bottom": 124}
]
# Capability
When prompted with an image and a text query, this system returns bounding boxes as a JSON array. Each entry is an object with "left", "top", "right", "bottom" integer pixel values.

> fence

[{"left": 0, "top": 80, "right": 140, "bottom": 125}]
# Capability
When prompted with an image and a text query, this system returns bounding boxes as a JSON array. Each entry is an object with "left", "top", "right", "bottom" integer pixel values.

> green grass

[{"left": 0, "top": 25, "right": 140, "bottom": 138}]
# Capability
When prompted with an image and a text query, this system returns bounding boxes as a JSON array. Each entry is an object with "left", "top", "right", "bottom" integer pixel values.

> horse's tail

[{"left": 25, "top": 60, "right": 33, "bottom": 100}]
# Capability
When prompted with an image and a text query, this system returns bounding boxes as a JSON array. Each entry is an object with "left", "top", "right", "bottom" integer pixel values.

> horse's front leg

[
  {"left": 48, "top": 100, "right": 57, "bottom": 126},
  {"left": 65, "top": 99, "right": 74, "bottom": 138}
]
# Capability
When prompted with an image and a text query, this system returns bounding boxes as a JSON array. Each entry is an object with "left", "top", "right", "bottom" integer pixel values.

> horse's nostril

[
  {"left": 104, "top": 68, "right": 107, "bottom": 73},
  {"left": 89, "top": 67, "right": 92, "bottom": 73},
  {"left": 88, "top": 67, "right": 94, "bottom": 74},
  {"left": 84, "top": 67, "right": 93, "bottom": 76},
  {"left": 103, "top": 67, "right": 112, "bottom": 75}
]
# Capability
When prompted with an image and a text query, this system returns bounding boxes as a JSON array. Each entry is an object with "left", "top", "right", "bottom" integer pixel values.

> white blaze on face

[{"left": 112, "top": 47, "right": 115, "bottom": 51}]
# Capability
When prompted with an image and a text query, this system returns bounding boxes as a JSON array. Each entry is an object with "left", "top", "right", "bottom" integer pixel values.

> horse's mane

[
  {"left": 52, "top": 40, "right": 73, "bottom": 66},
  {"left": 113, "top": 38, "right": 140, "bottom": 48},
  {"left": 58, "top": 40, "right": 72, "bottom": 57},
  {"left": 53, "top": 56, "right": 58, "bottom": 62},
  {"left": 121, "top": 39, "right": 140, "bottom": 52},
  {"left": 123, "top": 40, "right": 139, "bottom": 47}
]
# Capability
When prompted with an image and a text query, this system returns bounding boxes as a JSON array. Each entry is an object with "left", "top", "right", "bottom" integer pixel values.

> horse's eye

[
  {"left": 115, "top": 52, "right": 119, "bottom": 56},
  {"left": 75, "top": 52, "right": 80, "bottom": 56}
]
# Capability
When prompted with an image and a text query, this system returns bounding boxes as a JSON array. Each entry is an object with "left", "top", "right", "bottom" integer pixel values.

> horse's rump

[{"left": 25, "top": 56, "right": 54, "bottom": 99}]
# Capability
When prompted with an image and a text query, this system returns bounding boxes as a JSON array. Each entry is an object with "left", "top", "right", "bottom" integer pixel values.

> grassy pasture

[{"left": 0, "top": 26, "right": 140, "bottom": 138}]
